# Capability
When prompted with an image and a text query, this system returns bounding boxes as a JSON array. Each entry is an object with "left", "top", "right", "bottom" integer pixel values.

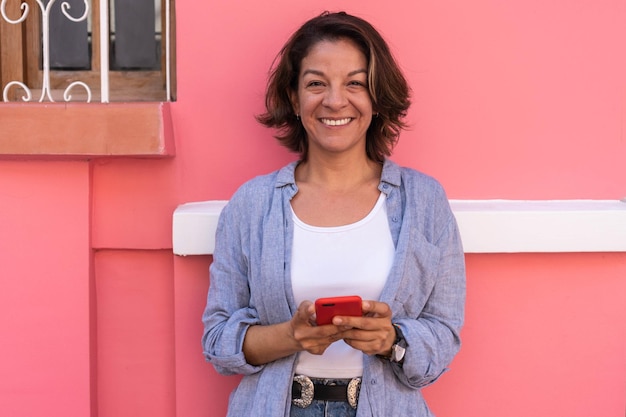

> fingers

[
  {"left": 331, "top": 300, "right": 395, "bottom": 356},
  {"left": 361, "top": 300, "right": 392, "bottom": 319},
  {"left": 342, "top": 328, "right": 394, "bottom": 356},
  {"left": 332, "top": 300, "right": 391, "bottom": 328},
  {"left": 291, "top": 300, "right": 343, "bottom": 355},
  {"left": 299, "top": 325, "right": 343, "bottom": 355},
  {"left": 291, "top": 300, "right": 396, "bottom": 356},
  {"left": 293, "top": 300, "right": 316, "bottom": 326}
]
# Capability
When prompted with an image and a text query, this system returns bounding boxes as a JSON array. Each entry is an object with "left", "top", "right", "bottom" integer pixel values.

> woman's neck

[{"left": 296, "top": 154, "right": 382, "bottom": 192}]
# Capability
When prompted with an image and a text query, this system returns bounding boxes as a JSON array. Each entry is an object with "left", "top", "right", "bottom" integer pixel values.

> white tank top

[{"left": 290, "top": 192, "right": 395, "bottom": 378}]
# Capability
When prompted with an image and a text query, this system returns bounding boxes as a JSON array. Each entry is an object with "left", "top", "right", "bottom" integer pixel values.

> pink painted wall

[
  {"left": 0, "top": 162, "right": 93, "bottom": 417},
  {"left": 1, "top": 1, "right": 625, "bottom": 417}
]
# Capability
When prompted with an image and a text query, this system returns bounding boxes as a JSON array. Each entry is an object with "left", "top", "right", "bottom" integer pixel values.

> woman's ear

[
  {"left": 372, "top": 105, "right": 381, "bottom": 119},
  {"left": 289, "top": 90, "right": 299, "bottom": 116}
]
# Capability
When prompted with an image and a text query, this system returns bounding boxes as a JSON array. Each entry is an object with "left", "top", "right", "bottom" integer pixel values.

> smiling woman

[{"left": 202, "top": 11, "right": 466, "bottom": 417}]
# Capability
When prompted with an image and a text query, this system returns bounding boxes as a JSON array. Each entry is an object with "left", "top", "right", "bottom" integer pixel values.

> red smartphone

[{"left": 315, "top": 295, "right": 363, "bottom": 326}]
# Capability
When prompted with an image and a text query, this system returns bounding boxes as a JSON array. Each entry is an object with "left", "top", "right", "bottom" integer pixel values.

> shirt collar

[
  {"left": 274, "top": 158, "right": 401, "bottom": 190},
  {"left": 275, "top": 161, "right": 299, "bottom": 188},
  {"left": 380, "top": 159, "right": 402, "bottom": 188}
]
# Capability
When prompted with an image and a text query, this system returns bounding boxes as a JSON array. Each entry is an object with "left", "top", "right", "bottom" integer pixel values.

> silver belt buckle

[
  {"left": 292, "top": 375, "right": 314, "bottom": 408},
  {"left": 347, "top": 377, "right": 361, "bottom": 409}
]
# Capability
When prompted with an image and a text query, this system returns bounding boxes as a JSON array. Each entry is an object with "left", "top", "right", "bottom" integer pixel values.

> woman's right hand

[
  {"left": 242, "top": 300, "right": 342, "bottom": 365},
  {"left": 290, "top": 300, "right": 342, "bottom": 355}
]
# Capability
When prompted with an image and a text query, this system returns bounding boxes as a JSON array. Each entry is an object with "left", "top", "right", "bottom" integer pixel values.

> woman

[{"left": 202, "top": 11, "right": 465, "bottom": 417}]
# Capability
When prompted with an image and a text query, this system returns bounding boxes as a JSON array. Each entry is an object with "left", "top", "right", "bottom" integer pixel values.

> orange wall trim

[{"left": 0, "top": 102, "right": 175, "bottom": 159}]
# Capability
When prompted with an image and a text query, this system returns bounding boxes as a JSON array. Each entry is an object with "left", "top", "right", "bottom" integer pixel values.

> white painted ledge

[
  {"left": 173, "top": 200, "right": 626, "bottom": 255},
  {"left": 172, "top": 200, "right": 228, "bottom": 256},
  {"left": 449, "top": 200, "right": 626, "bottom": 253}
]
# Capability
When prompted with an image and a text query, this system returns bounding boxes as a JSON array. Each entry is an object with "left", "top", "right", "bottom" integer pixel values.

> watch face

[{"left": 392, "top": 344, "right": 406, "bottom": 363}]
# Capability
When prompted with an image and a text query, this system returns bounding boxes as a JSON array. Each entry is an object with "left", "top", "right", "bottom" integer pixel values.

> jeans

[
  {"left": 290, "top": 400, "right": 357, "bottom": 417},
  {"left": 290, "top": 378, "right": 358, "bottom": 417}
]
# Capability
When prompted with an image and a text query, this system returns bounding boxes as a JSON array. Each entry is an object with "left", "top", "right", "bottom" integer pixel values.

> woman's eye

[
  {"left": 306, "top": 81, "right": 324, "bottom": 87},
  {"left": 349, "top": 80, "right": 366, "bottom": 87}
]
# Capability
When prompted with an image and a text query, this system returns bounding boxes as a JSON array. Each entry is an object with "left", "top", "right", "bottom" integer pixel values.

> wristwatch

[
  {"left": 390, "top": 324, "right": 407, "bottom": 363},
  {"left": 379, "top": 324, "right": 407, "bottom": 364}
]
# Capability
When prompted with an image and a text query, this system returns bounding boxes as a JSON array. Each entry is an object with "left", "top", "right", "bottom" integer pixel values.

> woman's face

[{"left": 291, "top": 39, "right": 374, "bottom": 159}]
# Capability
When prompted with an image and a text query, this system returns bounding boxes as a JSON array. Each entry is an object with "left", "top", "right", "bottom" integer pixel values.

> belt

[{"left": 291, "top": 375, "right": 361, "bottom": 409}]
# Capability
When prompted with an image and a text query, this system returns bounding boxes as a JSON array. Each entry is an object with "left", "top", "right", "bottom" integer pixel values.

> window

[{"left": 0, "top": 0, "right": 176, "bottom": 102}]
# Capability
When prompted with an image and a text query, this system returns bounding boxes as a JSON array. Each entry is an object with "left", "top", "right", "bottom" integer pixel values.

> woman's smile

[{"left": 320, "top": 117, "right": 353, "bottom": 126}]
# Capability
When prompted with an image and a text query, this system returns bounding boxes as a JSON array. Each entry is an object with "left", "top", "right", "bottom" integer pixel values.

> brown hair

[{"left": 257, "top": 11, "right": 411, "bottom": 162}]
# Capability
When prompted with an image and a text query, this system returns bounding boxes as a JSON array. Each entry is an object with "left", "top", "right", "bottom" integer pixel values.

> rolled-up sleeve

[
  {"left": 201, "top": 197, "right": 264, "bottom": 376},
  {"left": 387, "top": 180, "right": 466, "bottom": 389}
]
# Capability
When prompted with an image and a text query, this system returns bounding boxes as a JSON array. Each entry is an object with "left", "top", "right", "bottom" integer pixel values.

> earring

[{"left": 296, "top": 114, "right": 300, "bottom": 120}]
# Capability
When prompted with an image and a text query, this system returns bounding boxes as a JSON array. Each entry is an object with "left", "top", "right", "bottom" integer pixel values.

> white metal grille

[{"left": 0, "top": 0, "right": 171, "bottom": 103}]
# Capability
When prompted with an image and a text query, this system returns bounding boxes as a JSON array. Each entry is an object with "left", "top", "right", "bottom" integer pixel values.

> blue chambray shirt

[{"left": 202, "top": 159, "right": 466, "bottom": 417}]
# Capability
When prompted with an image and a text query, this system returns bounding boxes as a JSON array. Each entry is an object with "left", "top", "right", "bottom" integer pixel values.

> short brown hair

[{"left": 257, "top": 11, "right": 411, "bottom": 162}]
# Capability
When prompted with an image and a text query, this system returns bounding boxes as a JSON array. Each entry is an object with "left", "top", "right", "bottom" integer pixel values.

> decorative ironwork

[{"left": 1, "top": 0, "right": 92, "bottom": 102}]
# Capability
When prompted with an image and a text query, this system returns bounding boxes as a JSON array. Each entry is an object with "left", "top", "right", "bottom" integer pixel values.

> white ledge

[
  {"left": 449, "top": 200, "right": 626, "bottom": 253},
  {"left": 173, "top": 200, "right": 626, "bottom": 255},
  {"left": 172, "top": 200, "right": 228, "bottom": 256}
]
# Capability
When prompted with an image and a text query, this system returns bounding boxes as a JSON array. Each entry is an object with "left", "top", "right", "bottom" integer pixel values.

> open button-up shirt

[{"left": 202, "top": 159, "right": 466, "bottom": 417}]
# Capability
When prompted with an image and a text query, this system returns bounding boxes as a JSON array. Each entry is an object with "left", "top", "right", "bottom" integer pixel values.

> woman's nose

[{"left": 322, "top": 86, "right": 348, "bottom": 109}]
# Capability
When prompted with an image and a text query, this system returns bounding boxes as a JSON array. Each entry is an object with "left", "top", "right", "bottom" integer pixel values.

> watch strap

[
  {"left": 390, "top": 324, "right": 407, "bottom": 364},
  {"left": 377, "top": 324, "right": 407, "bottom": 365}
]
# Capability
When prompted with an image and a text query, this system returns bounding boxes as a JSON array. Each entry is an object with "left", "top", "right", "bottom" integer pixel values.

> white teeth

[{"left": 321, "top": 118, "right": 351, "bottom": 126}]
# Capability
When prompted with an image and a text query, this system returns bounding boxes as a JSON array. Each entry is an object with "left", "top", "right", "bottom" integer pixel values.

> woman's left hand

[{"left": 332, "top": 300, "right": 396, "bottom": 357}]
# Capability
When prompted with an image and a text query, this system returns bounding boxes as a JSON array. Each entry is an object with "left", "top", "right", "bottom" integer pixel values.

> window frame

[{"left": 0, "top": 0, "right": 176, "bottom": 103}]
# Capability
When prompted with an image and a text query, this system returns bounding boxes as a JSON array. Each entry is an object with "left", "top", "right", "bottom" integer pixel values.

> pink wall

[
  {"left": 0, "top": 1, "right": 624, "bottom": 417},
  {"left": 426, "top": 253, "right": 626, "bottom": 416},
  {"left": 0, "top": 162, "right": 93, "bottom": 417}
]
